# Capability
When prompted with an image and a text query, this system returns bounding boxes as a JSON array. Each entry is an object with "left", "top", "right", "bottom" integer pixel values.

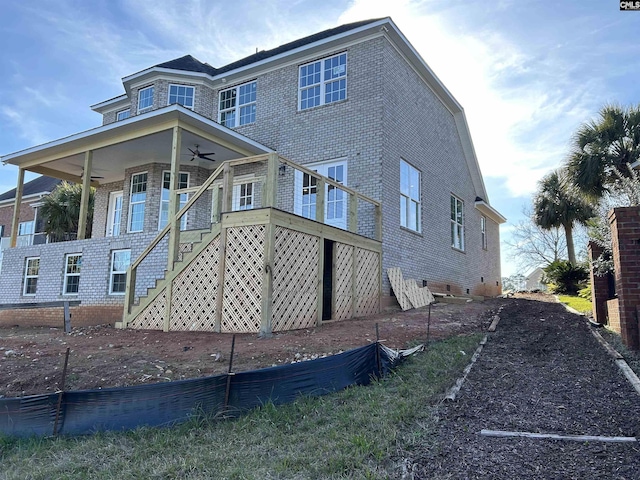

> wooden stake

[
  {"left": 375, "top": 323, "right": 382, "bottom": 378},
  {"left": 53, "top": 347, "right": 71, "bottom": 436},
  {"left": 426, "top": 303, "right": 432, "bottom": 346}
]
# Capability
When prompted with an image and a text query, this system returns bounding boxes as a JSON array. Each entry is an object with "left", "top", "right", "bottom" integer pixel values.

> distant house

[
  {"left": 0, "top": 17, "right": 505, "bottom": 332},
  {"left": 525, "top": 267, "right": 546, "bottom": 291},
  {"left": 0, "top": 176, "right": 61, "bottom": 267}
]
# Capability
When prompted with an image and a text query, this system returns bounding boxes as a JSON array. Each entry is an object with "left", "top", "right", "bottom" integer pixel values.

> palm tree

[
  {"left": 533, "top": 169, "right": 594, "bottom": 265},
  {"left": 39, "top": 181, "right": 95, "bottom": 242},
  {"left": 567, "top": 104, "right": 640, "bottom": 200}
]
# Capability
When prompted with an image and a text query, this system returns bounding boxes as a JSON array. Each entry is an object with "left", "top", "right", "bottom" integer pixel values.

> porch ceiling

[{"left": 1, "top": 105, "right": 272, "bottom": 186}]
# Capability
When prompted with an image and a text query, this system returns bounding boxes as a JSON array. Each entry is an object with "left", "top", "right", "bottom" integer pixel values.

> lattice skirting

[
  {"left": 130, "top": 287, "right": 167, "bottom": 330},
  {"left": 333, "top": 243, "right": 354, "bottom": 320},
  {"left": 170, "top": 236, "right": 221, "bottom": 331},
  {"left": 355, "top": 248, "right": 380, "bottom": 317},
  {"left": 271, "top": 226, "right": 319, "bottom": 331},
  {"left": 221, "top": 225, "right": 266, "bottom": 333}
]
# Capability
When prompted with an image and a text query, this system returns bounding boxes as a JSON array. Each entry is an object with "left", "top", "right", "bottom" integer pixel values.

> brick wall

[
  {"left": 609, "top": 206, "right": 640, "bottom": 350},
  {"left": 607, "top": 298, "right": 621, "bottom": 333},
  {"left": 0, "top": 305, "right": 122, "bottom": 328},
  {"left": 0, "top": 200, "right": 38, "bottom": 237}
]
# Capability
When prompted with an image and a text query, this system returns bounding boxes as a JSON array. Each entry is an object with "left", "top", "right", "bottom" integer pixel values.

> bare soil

[
  {"left": 412, "top": 293, "right": 640, "bottom": 479},
  {"left": 0, "top": 299, "right": 498, "bottom": 398}
]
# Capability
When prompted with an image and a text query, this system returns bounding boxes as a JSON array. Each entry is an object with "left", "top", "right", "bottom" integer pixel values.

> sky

[{"left": 0, "top": 0, "right": 638, "bottom": 277}]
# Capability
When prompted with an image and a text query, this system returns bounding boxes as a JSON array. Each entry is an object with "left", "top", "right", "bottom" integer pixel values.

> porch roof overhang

[{"left": 1, "top": 105, "right": 273, "bottom": 186}]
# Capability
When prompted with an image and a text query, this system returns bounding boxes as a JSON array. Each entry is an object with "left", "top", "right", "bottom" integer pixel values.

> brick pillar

[
  {"left": 609, "top": 206, "right": 640, "bottom": 350},
  {"left": 588, "top": 241, "right": 610, "bottom": 325}
]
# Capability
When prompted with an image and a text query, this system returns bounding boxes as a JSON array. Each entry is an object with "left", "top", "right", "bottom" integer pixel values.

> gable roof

[{"left": 0, "top": 176, "right": 61, "bottom": 202}]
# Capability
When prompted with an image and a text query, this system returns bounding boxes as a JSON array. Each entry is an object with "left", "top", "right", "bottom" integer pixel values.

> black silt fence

[{"left": 0, "top": 342, "right": 401, "bottom": 438}]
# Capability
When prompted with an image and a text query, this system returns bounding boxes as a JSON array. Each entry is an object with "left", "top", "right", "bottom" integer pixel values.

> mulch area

[{"left": 411, "top": 294, "right": 640, "bottom": 479}]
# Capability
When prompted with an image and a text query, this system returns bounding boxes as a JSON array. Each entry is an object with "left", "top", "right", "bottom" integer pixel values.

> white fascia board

[
  {"left": 90, "top": 95, "right": 129, "bottom": 114},
  {"left": 123, "top": 68, "right": 214, "bottom": 95},
  {"left": 475, "top": 200, "right": 507, "bottom": 224},
  {"left": 0, "top": 193, "right": 48, "bottom": 207},
  {"left": 1, "top": 105, "right": 272, "bottom": 166}
]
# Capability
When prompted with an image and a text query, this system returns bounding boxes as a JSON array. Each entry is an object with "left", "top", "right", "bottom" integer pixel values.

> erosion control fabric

[{"left": 0, "top": 342, "right": 403, "bottom": 437}]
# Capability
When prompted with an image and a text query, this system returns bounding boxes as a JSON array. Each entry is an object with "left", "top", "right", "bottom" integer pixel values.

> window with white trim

[
  {"left": 128, "top": 172, "right": 147, "bottom": 232},
  {"left": 232, "top": 182, "right": 254, "bottom": 211},
  {"left": 400, "top": 160, "right": 421, "bottom": 232},
  {"left": 299, "top": 52, "right": 347, "bottom": 110},
  {"left": 219, "top": 81, "right": 257, "bottom": 127},
  {"left": 18, "top": 221, "right": 34, "bottom": 236},
  {"left": 159, "top": 171, "right": 189, "bottom": 230},
  {"left": 481, "top": 216, "right": 487, "bottom": 250},
  {"left": 116, "top": 109, "right": 130, "bottom": 121},
  {"left": 137, "top": 86, "right": 154, "bottom": 113},
  {"left": 109, "top": 249, "right": 131, "bottom": 295},
  {"left": 63, "top": 253, "right": 82, "bottom": 295},
  {"left": 451, "top": 195, "right": 465, "bottom": 251},
  {"left": 23, "top": 257, "right": 39, "bottom": 296},
  {"left": 168, "top": 85, "right": 194, "bottom": 109},
  {"left": 106, "top": 191, "right": 123, "bottom": 237}
]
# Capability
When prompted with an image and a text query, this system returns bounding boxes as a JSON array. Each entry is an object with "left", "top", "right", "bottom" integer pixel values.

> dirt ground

[
  {"left": 0, "top": 299, "right": 499, "bottom": 398},
  {"left": 412, "top": 293, "right": 640, "bottom": 479}
]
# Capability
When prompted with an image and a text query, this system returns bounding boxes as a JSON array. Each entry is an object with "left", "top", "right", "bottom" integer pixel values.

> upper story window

[
  {"left": 299, "top": 52, "right": 347, "bottom": 110},
  {"left": 159, "top": 171, "right": 189, "bottom": 230},
  {"left": 138, "top": 86, "right": 154, "bottom": 113},
  {"left": 116, "top": 109, "right": 130, "bottom": 121},
  {"left": 219, "top": 81, "right": 257, "bottom": 128},
  {"left": 128, "top": 172, "right": 148, "bottom": 233},
  {"left": 481, "top": 215, "right": 487, "bottom": 250},
  {"left": 400, "top": 160, "right": 421, "bottom": 232},
  {"left": 18, "top": 221, "right": 34, "bottom": 236},
  {"left": 451, "top": 195, "right": 465, "bottom": 251},
  {"left": 168, "top": 85, "right": 195, "bottom": 109}
]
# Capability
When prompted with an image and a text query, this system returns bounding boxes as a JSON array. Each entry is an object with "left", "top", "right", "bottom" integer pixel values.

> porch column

[
  {"left": 77, "top": 150, "right": 93, "bottom": 240},
  {"left": 166, "top": 126, "right": 182, "bottom": 270},
  {"left": 9, "top": 168, "right": 25, "bottom": 248}
]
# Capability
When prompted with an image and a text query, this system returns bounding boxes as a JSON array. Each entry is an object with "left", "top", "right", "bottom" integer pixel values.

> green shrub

[
  {"left": 542, "top": 260, "right": 588, "bottom": 294},
  {"left": 578, "top": 284, "right": 591, "bottom": 299}
]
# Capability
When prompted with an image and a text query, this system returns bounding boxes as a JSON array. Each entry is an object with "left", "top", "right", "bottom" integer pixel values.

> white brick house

[{"left": 0, "top": 18, "right": 504, "bottom": 331}]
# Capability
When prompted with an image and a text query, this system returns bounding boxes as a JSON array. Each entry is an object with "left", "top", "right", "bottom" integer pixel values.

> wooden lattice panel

[
  {"left": 404, "top": 279, "right": 435, "bottom": 308},
  {"left": 355, "top": 248, "right": 380, "bottom": 316},
  {"left": 272, "top": 227, "right": 319, "bottom": 331},
  {"left": 387, "top": 267, "right": 412, "bottom": 311},
  {"left": 170, "top": 237, "right": 221, "bottom": 331},
  {"left": 333, "top": 243, "right": 353, "bottom": 321},
  {"left": 221, "top": 226, "right": 265, "bottom": 333},
  {"left": 130, "top": 288, "right": 166, "bottom": 330}
]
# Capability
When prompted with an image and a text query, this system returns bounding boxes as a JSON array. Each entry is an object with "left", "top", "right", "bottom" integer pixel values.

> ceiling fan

[{"left": 186, "top": 145, "right": 215, "bottom": 162}]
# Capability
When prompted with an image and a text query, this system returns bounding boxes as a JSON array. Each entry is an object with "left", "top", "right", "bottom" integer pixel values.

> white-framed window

[
  {"left": 451, "top": 195, "right": 465, "bottom": 251},
  {"left": 168, "top": 84, "right": 195, "bottom": 109},
  {"left": 63, "top": 253, "right": 82, "bottom": 295},
  {"left": 137, "top": 86, "right": 154, "bottom": 113},
  {"left": 18, "top": 221, "right": 34, "bottom": 236},
  {"left": 219, "top": 81, "right": 257, "bottom": 127},
  {"left": 481, "top": 215, "right": 487, "bottom": 250},
  {"left": 109, "top": 249, "right": 131, "bottom": 295},
  {"left": 128, "top": 172, "right": 147, "bottom": 233},
  {"left": 23, "top": 256, "right": 40, "bottom": 296},
  {"left": 232, "top": 182, "right": 254, "bottom": 211},
  {"left": 299, "top": 52, "right": 347, "bottom": 110},
  {"left": 159, "top": 171, "right": 189, "bottom": 230},
  {"left": 106, "top": 191, "right": 123, "bottom": 237},
  {"left": 400, "top": 160, "right": 421, "bottom": 232},
  {"left": 116, "top": 109, "right": 130, "bottom": 121}
]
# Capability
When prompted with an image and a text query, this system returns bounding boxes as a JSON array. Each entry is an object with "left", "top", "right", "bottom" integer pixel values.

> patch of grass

[
  {"left": 557, "top": 294, "right": 592, "bottom": 314},
  {"left": 0, "top": 334, "right": 482, "bottom": 479}
]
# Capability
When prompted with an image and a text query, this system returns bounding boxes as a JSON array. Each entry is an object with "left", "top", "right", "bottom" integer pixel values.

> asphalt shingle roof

[
  {"left": 153, "top": 18, "right": 382, "bottom": 77},
  {"left": 0, "top": 176, "right": 61, "bottom": 202}
]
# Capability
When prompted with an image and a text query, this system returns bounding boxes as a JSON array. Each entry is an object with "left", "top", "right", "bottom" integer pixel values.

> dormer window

[
  {"left": 168, "top": 85, "right": 195, "bottom": 109},
  {"left": 219, "top": 81, "right": 257, "bottom": 128},
  {"left": 116, "top": 109, "right": 130, "bottom": 121},
  {"left": 138, "top": 86, "right": 154, "bottom": 113}
]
